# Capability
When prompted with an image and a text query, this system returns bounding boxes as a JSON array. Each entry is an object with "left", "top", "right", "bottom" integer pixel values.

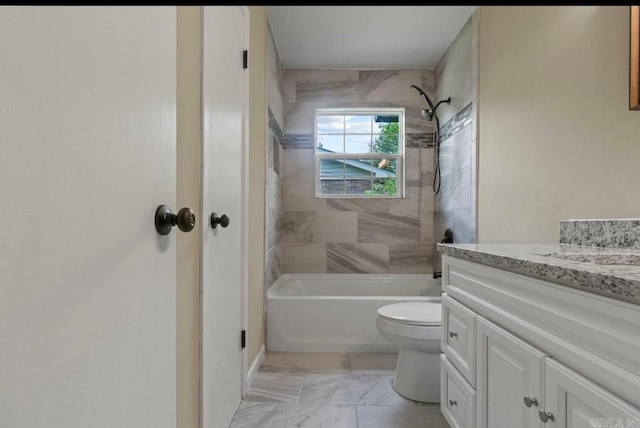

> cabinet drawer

[
  {"left": 442, "top": 293, "right": 476, "bottom": 386},
  {"left": 441, "top": 354, "right": 476, "bottom": 428}
]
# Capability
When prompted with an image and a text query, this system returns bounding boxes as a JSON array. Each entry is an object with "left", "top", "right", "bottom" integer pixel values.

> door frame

[
  {"left": 197, "top": 5, "right": 250, "bottom": 419},
  {"left": 240, "top": 4, "right": 250, "bottom": 396}
]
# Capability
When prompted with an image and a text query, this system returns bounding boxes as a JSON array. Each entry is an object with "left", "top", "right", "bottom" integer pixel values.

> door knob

[
  {"left": 538, "top": 410, "right": 554, "bottom": 423},
  {"left": 523, "top": 395, "right": 538, "bottom": 407},
  {"left": 449, "top": 331, "right": 458, "bottom": 338},
  {"left": 155, "top": 205, "right": 196, "bottom": 235},
  {"left": 210, "top": 213, "right": 230, "bottom": 229}
]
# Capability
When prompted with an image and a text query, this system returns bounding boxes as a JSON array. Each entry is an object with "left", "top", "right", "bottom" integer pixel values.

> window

[{"left": 314, "top": 108, "right": 405, "bottom": 198}]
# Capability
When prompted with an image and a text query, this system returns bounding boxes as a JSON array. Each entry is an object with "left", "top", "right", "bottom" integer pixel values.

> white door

[
  {"left": 544, "top": 359, "right": 640, "bottom": 428},
  {"left": 201, "top": 6, "right": 247, "bottom": 427},
  {"left": 476, "top": 317, "right": 546, "bottom": 428},
  {"left": 0, "top": 7, "right": 177, "bottom": 428}
]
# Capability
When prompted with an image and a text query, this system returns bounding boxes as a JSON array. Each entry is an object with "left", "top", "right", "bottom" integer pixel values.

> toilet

[{"left": 375, "top": 301, "right": 442, "bottom": 403}]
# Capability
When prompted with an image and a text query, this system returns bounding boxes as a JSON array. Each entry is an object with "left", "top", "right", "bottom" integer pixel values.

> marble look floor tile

[
  {"left": 356, "top": 404, "right": 449, "bottom": 428},
  {"left": 230, "top": 402, "right": 358, "bottom": 428},
  {"left": 244, "top": 371, "right": 304, "bottom": 403},
  {"left": 300, "top": 374, "right": 422, "bottom": 406},
  {"left": 349, "top": 353, "right": 398, "bottom": 375},
  {"left": 260, "top": 352, "right": 352, "bottom": 374}
]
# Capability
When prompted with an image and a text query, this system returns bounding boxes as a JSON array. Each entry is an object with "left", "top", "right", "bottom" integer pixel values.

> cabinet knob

[
  {"left": 538, "top": 410, "right": 554, "bottom": 423},
  {"left": 448, "top": 399, "right": 457, "bottom": 406},
  {"left": 449, "top": 331, "right": 458, "bottom": 338},
  {"left": 523, "top": 395, "right": 538, "bottom": 407}
]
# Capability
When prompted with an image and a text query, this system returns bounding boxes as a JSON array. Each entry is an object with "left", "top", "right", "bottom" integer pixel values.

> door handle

[
  {"left": 210, "top": 213, "right": 230, "bottom": 229},
  {"left": 155, "top": 205, "right": 196, "bottom": 235}
]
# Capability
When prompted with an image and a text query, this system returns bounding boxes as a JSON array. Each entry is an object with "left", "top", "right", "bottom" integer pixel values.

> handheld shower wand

[{"left": 409, "top": 85, "right": 451, "bottom": 194}]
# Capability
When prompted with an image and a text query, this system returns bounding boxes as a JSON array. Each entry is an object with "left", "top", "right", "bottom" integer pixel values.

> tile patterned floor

[{"left": 230, "top": 352, "right": 450, "bottom": 428}]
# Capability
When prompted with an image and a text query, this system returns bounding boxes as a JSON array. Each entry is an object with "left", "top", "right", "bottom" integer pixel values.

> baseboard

[{"left": 247, "top": 345, "right": 265, "bottom": 388}]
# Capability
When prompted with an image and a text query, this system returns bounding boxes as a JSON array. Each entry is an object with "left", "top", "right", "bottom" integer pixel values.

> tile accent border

[
  {"left": 283, "top": 133, "right": 314, "bottom": 149},
  {"left": 268, "top": 106, "right": 283, "bottom": 143},
  {"left": 283, "top": 132, "right": 434, "bottom": 150},
  {"left": 406, "top": 132, "right": 434, "bottom": 148},
  {"left": 439, "top": 102, "right": 472, "bottom": 142},
  {"left": 560, "top": 219, "right": 640, "bottom": 249}
]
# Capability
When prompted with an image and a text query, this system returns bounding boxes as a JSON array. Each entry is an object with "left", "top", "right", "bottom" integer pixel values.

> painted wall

[
  {"left": 247, "top": 6, "right": 267, "bottom": 367},
  {"left": 280, "top": 69, "right": 436, "bottom": 274},
  {"left": 433, "top": 10, "right": 478, "bottom": 249},
  {"left": 477, "top": 6, "right": 640, "bottom": 243},
  {"left": 177, "top": 7, "right": 202, "bottom": 428}
]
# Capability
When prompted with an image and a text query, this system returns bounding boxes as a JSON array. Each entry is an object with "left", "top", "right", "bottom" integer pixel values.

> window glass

[{"left": 315, "top": 109, "right": 404, "bottom": 198}]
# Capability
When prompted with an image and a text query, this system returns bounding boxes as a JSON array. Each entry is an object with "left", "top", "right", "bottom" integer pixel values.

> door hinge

[
  {"left": 241, "top": 330, "right": 246, "bottom": 348},
  {"left": 243, "top": 50, "right": 248, "bottom": 69}
]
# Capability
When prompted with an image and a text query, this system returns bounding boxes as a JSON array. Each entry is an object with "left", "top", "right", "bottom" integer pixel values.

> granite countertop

[{"left": 437, "top": 243, "right": 640, "bottom": 305}]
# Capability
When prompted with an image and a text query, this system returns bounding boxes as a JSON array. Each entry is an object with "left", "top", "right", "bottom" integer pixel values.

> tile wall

[
  {"left": 433, "top": 10, "right": 478, "bottom": 250},
  {"left": 280, "top": 69, "right": 436, "bottom": 274},
  {"left": 265, "top": 22, "right": 284, "bottom": 289}
]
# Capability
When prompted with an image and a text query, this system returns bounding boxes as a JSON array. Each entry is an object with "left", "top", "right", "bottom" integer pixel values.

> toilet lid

[{"left": 377, "top": 302, "right": 442, "bottom": 326}]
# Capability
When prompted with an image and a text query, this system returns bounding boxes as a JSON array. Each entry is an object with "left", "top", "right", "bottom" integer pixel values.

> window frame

[{"left": 313, "top": 107, "right": 406, "bottom": 199}]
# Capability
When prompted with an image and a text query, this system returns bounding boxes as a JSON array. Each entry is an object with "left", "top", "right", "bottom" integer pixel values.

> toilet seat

[{"left": 377, "top": 302, "right": 441, "bottom": 326}]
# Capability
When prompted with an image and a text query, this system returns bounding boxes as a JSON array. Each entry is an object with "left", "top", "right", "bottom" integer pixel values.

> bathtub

[{"left": 266, "top": 273, "right": 441, "bottom": 353}]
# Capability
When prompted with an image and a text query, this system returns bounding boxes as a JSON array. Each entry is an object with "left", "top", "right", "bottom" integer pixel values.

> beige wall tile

[
  {"left": 296, "top": 211, "right": 358, "bottom": 243},
  {"left": 280, "top": 243, "right": 327, "bottom": 273},
  {"left": 282, "top": 179, "right": 327, "bottom": 211}
]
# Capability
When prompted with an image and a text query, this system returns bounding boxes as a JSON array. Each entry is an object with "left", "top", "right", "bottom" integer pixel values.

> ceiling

[{"left": 266, "top": 6, "right": 477, "bottom": 70}]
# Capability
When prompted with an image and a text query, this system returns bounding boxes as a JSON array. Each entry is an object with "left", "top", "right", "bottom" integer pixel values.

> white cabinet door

[
  {"left": 0, "top": 7, "right": 176, "bottom": 428},
  {"left": 477, "top": 317, "right": 546, "bottom": 428},
  {"left": 201, "top": 6, "right": 247, "bottom": 428},
  {"left": 544, "top": 359, "right": 640, "bottom": 428}
]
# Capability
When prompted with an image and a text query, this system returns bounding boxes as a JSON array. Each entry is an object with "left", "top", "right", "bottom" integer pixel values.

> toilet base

[{"left": 392, "top": 347, "right": 441, "bottom": 403}]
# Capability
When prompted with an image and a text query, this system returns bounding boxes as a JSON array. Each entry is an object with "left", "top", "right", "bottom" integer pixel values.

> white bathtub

[{"left": 266, "top": 273, "right": 441, "bottom": 353}]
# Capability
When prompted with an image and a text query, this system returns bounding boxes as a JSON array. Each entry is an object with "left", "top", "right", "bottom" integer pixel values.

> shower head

[
  {"left": 410, "top": 85, "right": 451, "bottom": 116},
  {"left": 411, "top": 85, "right": 453, "bottom": 196},
  {"left": 409, "top": 85, "right": 435, "bottom": 110},
  {"left": 421, "top": 109, "right": 434, "bottom": 122},
  {"left": 410, "top": 84, "right": 426, "bottom": 96}
]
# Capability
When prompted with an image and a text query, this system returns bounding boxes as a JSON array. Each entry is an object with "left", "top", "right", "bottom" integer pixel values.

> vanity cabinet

[{"left": 440, "top": 255, "right": 640, "bottom": 428}]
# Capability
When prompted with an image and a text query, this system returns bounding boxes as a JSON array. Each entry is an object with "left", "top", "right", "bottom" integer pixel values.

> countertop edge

[{"left": 438, "top": 244, "right": 640, "bottom": 306}]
